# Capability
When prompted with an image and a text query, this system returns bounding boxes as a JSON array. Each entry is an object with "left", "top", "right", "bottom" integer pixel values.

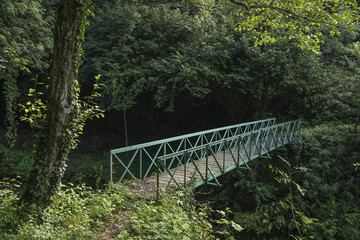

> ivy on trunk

[{"left": 20, "top": 0, "right": 93, "bottom": 206}]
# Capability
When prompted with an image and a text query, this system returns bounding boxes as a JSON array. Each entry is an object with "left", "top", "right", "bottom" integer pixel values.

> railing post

[
  {"left": 249, "top": 132, "right": 253, "bottom": 158},
  {"left": 275, "top": 126, "right": 278, "bottom": 148},
  {"left": 287, "top": 123, "right": 291, "bottom": 144},
  {"left": 156, "top": 157, "right": 160, "bottom": 200},
  {"left": 237, "top": 137, "right": 240, "bottom": 167},
  {"left": 200, "top": 135, "right": 204, "bottom": 160},
  {"left": 163, "top": 144, "right": 166, "bottom": 172},
  {"left": 184, "top": 152, "right": 187, "bottom": 187},
  {"left": 205, "top": 146, "right": 208, "bottom": 184},
  {"left": 140, "top": 149, "right": 142, "bottom": 179},
  {"left": 259, "top": 130, "right": 262, "bottom": 156},
  {"left": 223, "top": 140, "right": 226, "bottom": 171},
  {"left": 215, "top": 133, "right": 218, "bottom": 153}
]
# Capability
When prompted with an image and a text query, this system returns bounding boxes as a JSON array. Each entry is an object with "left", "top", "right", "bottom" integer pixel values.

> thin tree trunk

[
  {"left": 20, "top": 0, "right": 83, "bottom": 205},
  {"left": 123, "top": 109, "right": 128, "bottom": 147}
]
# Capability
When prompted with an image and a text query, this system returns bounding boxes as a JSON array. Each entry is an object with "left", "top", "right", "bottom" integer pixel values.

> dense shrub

[{"left": 298, "top": 124, "right": 360, "bottom": 239}]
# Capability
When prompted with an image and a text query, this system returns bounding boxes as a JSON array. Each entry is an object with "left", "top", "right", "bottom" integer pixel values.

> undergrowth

[
  {"left": 0, "top": 183, "right": 134, "bottom": 240},
  {"left": 117, "top": 189, "right": 214, "bottom": 240},
  {"left": 0, "top": 183, "right": 214, "bottom": 240},
  {"left": 0, "top": 145, "right": 109, "bottom": 189}
]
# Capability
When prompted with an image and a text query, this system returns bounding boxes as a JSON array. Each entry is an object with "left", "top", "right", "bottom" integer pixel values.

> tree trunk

[
  {"left": 123, "top": 108, "right": 128, "bottom": 147},
  {"left": 20, "top": 0, "right": 83, "bottom": 205}
]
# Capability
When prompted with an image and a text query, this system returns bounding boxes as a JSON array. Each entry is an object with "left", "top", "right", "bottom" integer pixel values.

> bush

[
  {"left": 298, "top": 124, "right": 360, "bottom": 240},
  {"left": 0, "top": 186, "right": 22, "bottom": 239},
  {"left": 117, "top": 189, "right": 213, "bottom": 240}
]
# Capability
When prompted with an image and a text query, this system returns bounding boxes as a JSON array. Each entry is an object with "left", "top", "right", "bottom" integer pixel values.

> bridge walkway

[{"left": 153, "top": 136, "right": 289, "bottom": 189}]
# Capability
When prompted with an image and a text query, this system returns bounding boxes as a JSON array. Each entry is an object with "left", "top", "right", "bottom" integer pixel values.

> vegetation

[
  {"left": 0, "top": 183, "right": 213, "bottom": 239},
  {"left": 199, "top": 124, "right": 360, "bottom": 239},
  {"left": 1, "top": 0, "right": 360, "bottom": 239},
  {"left": 117, "top": 189, "right": 213, "bottom": 240}
]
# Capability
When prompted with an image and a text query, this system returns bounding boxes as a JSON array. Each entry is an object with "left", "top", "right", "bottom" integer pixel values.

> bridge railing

[
  {"left": 110, "top": 118, "right": 277, "bottom": 183},
  {"left": 156, "top": 119, "right": 301, "bottom": 190}
]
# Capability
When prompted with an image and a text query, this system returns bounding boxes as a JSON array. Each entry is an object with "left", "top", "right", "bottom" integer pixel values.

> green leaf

[{"left": 231, "top": 222, "right": 244, "bottom": 232}]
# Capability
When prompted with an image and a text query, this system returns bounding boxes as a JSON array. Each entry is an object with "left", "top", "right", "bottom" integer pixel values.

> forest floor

[{"left": 122, "top": 178, "right": 159, "bottom": 197}]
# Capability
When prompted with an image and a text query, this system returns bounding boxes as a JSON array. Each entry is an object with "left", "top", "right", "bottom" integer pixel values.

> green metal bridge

[{"left": 110, "top": 118, "right": 300, "bottom": 192}]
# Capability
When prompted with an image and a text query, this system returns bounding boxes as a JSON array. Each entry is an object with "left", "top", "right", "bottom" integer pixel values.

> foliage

[
  {"left": 64, "top": 152, "right": 109, "bottom": 189},
  {"left": 229, "top": 158, "right": 311, "bottom": 239},
  {"left": 355, "top": 163, "right": 360, "bottom": 171},
  {"left": 215, "top": 207, "right": 243, "bottom": 240},
  {"left": 1, "top": 183, "right": 216, "bottom": 240},
  {"left": 0, "top": 145, "right": 33, "bottom": 178},
  {"left": 0, "top": 181, "right": 22, "bottom": 238},
  {"left": 0, "top": 183, "right": 134, "bottom": 240},
  {"left": 269, "top": 156, "right": 313, "bottom": 239},
  {"left": 0, "top": 0, "right": 53, "bottom": 71},
  {"left": 117, "top": 189, "right": 213, "bottom": 240},
  {"left": 298, "top": 28, "right": 360, "bottom": 125},
  {"left": 80, "top": 1, "right": 342, "bottom": 123},
  {"left": 18, "top": 76, "right": 47, "bottom": 129},
  {"left": 0, "top": 142, "right": 110, "bottom": 188},
  {"left": 80, "top": 1, "right": 194, "bottom": 112},
  {"left": 206, "top": 0, "right": 360, "bottom": 53},
  {"left": 0, "top": 49, "right": 25, "bottom": 147},
  {"left": 203, "top": 123, "right": 360, "bottom": 240},
  {"left": 0, "top": 0, "right": 53, "bottom": 145},
  {"left": 298, "top": 124, "right": 360, "bottom": 239}
]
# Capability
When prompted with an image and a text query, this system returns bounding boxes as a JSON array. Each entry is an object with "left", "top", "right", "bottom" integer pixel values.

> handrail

[
  {"left": 110, "top": 118, "right": 277, "bottom": 183},
  {"left": 157, "top": 120, "right": 298, "bottom": 160},
  {"left": 110, "top": 118, "right": 276, "bottom": 154}
]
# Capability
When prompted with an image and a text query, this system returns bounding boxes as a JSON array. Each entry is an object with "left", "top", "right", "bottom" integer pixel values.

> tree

[
  {"left": 79, "top": 2, "right": 195, "bottom": 143},
  {"left": 20, "top": 0, "right": 96, "bottom": 206}
]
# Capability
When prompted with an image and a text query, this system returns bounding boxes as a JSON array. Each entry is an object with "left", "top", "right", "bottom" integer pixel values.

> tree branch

[{"left": 229, "top": 0, "right": 320, "bottom": 23}]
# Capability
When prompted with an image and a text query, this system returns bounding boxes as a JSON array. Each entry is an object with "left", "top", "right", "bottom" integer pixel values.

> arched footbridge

[{"left": 110, "top": 118, "right": 300, "bottom": 192}]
